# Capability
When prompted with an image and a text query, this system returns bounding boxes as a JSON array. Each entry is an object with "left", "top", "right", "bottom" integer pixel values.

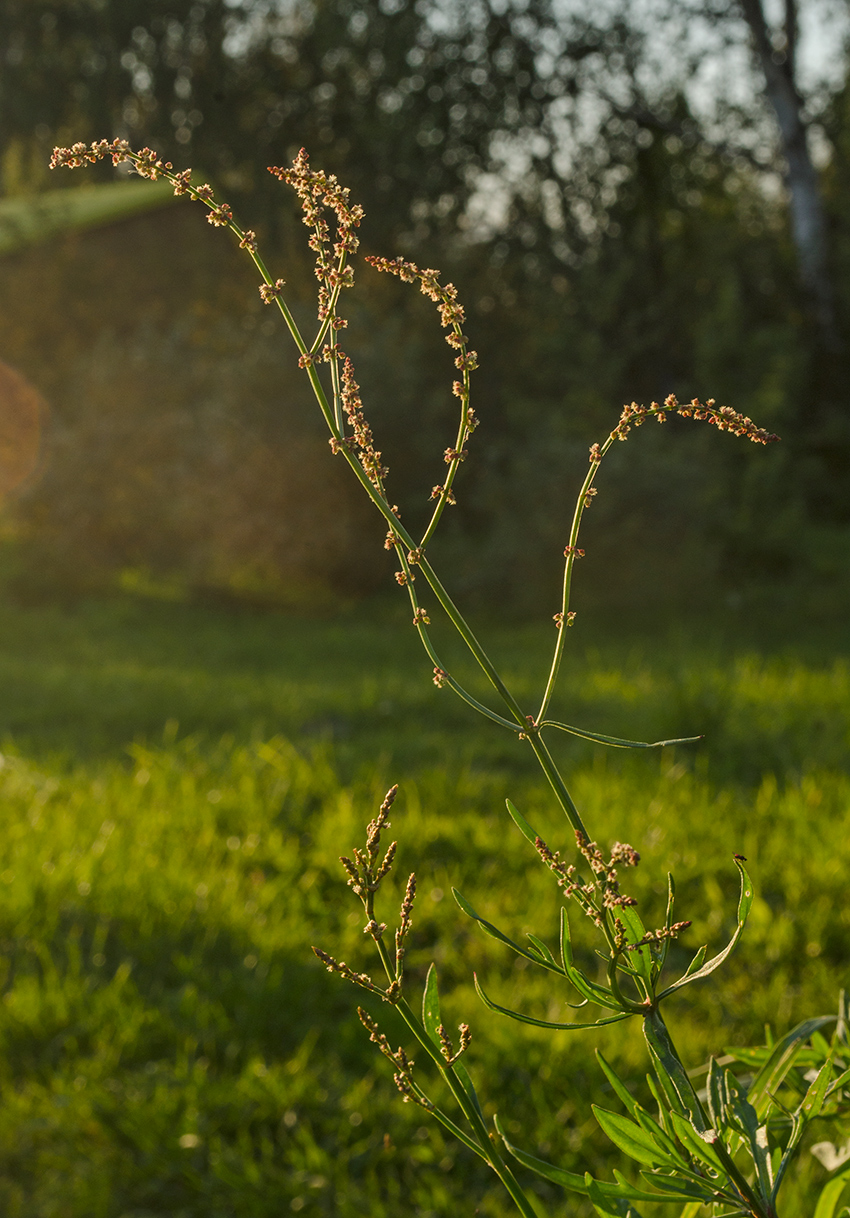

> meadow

[{"left": 0, "top": 588, "right": 846, "bottom": 1217}]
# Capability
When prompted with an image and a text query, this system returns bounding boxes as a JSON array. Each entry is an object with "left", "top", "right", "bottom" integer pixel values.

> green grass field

[{"left": 0, "top": 590, "right": 847, "bottom": 1216}]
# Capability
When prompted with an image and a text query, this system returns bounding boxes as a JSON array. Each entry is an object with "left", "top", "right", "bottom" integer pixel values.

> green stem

[
  {"left": 415, "top": 554, "right": 528, "bottom": 727},
  {"left": 394, "top": 549, "right": 522, "bottom": 733},
  {"left": 525, "top": 733, "right": 589, "bottom": 838},
  {"left": 536, "top": 436, "right": 610, "bottom": 724},
  {"left": 370, "top": 935, "right": 540, "bottom": 1218}
]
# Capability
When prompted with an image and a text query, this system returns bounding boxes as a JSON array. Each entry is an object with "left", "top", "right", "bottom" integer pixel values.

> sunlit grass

[{"left": 0, "top": 593, "right": 845, "bottom": 1215}]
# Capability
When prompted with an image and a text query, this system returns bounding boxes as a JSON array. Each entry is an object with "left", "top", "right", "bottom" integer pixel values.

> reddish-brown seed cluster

[
  {"left": 613, "top": 394, "right": 779, "bottom": 445},
  {"left": 259, "top": 279, "right": 286, "bottom": 305},
  {"left": 206, "top": 202, "right": 233, "bottom": 227},
  {"left": 338, "top": 356, "right": 386, "bottom": 488},
  {"left": 437, "top": 1021, "right": 472, "bottom": 1066},
  {"left": 536, "top": 830, "right": 642, "bottom": 929},
  {"left": 269, "top": 148, "right": 362, "bottom": 318},
  {"left": 51, "top": 138, "right": 132, "bottom": 170},
  {"left": 412, "top": 607, "right": 430, "bottom": 626},
  {"left": 366, "top": 255, "right": 479, "bottom": 506},
  {"left": 365, "top": 257, "right": 471, "bottom": 357},
  {"left": 432, "top": 667, "right": 448, "bottom": 688},
  {"left": 357, "top": 1007, "right": 431, "bottom": 1106},
  {"left": 626, "top": 921, "right": 692, "bottom": 951},
  {"left": 50, "top": 142, "right": 246, "bottom": 256},
  {"left": 430, "top": 484, "right": 457, "bottom": 504}
]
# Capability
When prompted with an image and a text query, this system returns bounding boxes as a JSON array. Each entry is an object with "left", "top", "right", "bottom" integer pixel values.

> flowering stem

[
  {"left": 369, "top": 936, "right": 539, "bottom": 1218},
  {"left": 537, "top": 442, "right": 608, "bottom": 724}
]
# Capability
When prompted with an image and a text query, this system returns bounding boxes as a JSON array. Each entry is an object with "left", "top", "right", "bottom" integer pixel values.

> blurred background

[
  {"left": 0, "top": 7, "right": 849, "bottom": 1217},
  {"left": 1, "top": 0, "right": 848, "bottom": 616}
]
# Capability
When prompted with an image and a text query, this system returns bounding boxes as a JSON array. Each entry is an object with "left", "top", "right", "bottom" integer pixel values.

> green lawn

[{"left": 0, "top": 591, "right": 846, "bottom": 1216}]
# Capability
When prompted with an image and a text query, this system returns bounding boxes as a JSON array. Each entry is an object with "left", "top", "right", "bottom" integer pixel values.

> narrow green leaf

[
  {"left": 801, "top": 1056, "right": 835, "bottom": 1122},
  {"left": 658, "top": 859, "right": 754, "bottom": 1000},
  {"left": 526, "top": 932, "right": 564, "bottom": 973},
  {"left": 644, "top": 1011, "right": 707, "bottom": 1131},
  {"left": 618, "top": 904, "right": 652, "bottom": 987},
  {"left": 496, "top": 1117, "right": 687, "bottom": 1204},
  {"left": 474, "top": 973, "right": 630, "bottom": 1031},
  {"left": 659, "top": 873, "right": 676, "bottom": 972},
  {"left": 826, "top": 1063, "right": 850, "bottom": 1100},
  {"left": 495, "top": 1116, "right": 588, "bottom": 1192},
  {"left": 814, "top": 1163, "right": 850, "bottom": 1218},
  {"left": 585, "top": 1174, "right": 646, "bottom": 1217},
  {"left": 633, "top": 1109, "right": 683, "bottom": 1162},
  {"left": 422, "top": 963, "right": 442, "bottom": 1047},
  {"left": 597, "top": 1051, "right": 642, "bottom": 1120},
  {"left": 451, "top": 1059, "right": 485, "bottom": 1124},
  {"left": 747, "top": 1017, "right": 836, "bottom": 1118},
  {"left": 428, "top": 1103, "right": 490, "bottom": 1161},
  {"left": 540, "top": 721, "right": 702, "bottom": 750},
  {"left": 706, "top": 1057, "right": 729, "bottom": 1133},
  {"left": 668, "top": 1111, "right": 725, "bottom": 1175},
  {"left": 724, "top": 1071, "right": 769, "bottom": 1191},
  {"left": 682, "top": 945, "right": 708, "bottom": 978},
  {"left": 505, "top": 798, "right": 538, "bottom": 845},
  {"left": 636, "top": 1172, "right": 714, "bottom": 1201},
  {"left": 452, "top": 888, "right": 564, "bottom": 974},
  {"left": 561, "top": 909, "right": 623, "bottom": 1010},
  {"left": 593, "top": 1106, "right": 683, "bottom": 1169},
  {"left": 646, "top": 1074, "right": 676, "bottom": 1138}
]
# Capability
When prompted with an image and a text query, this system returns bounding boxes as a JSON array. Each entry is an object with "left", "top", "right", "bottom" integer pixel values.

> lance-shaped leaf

[
  {"left": 505, "top": 798, "right": 538, "bottom": 845},
  {"left": 706, "top": 1057, "right": 731, "bottom": 1134},
  {"left": 725, "top": 1070, "right": 768, "bottom": 1167},
  {"left": 597, "top": 1051, "right": 642, "bottom": 1121},
  {"left": 0, "top": 180, "right": 178, "bottom": 256},
  {"left": 747, "top": 1017, "right": 836, "bottom": 1119},
  {"left": 636, "top": 1171, "right": 715, "bottom": 1202},
  {"left": 800, "top": 1054, "right": 835, "bottom": 1122},
  {"left": 770, "top": 1055, "right": 838, "bottom": 1204},
  {"left": 668, "top": 1111, "right": 726, "bottom": 1175},
  {"left": 421, "top": 965, "right": 485, "bottom": 1122},
  {"left": 596, "top": 1055, "right": 685, "bottom": 1162},
  {"left": 593, "top": 1106, "right": 688, "bottom": 1171},
  {"left": 585, "top": 1174, "right": 646, "bottom": 1217},
  {"left": 646, "top": 1073, "right": 677, "bottom": 1139},
  {"left": 474, "top": 973, "right": 630, "bottom": 1031},
  {"left": 644, "top": 1010, "right": 707, "bottom": 1131},
  {"left": 658, "top": 874, "right": 676, "bottom": 973},
  {"left": 452, "top": 888, "right": 564, "bottom": 975},
  {"left": 814, "top": 1161, "right": 850, "bottom": 1218},
  {"left": 496, "top": 1116, "right": 695, "bottom": 1204},
  {"left": 657, "top": 858, "right": 754, "bottom": 999},
  {"left": 422, "top": 962, "right": 442, "bottom": 1047},
  {"left": 540, "top": 721, "right": 702, "bottom": 750},
  {"left": 494, "top": 1116, "right": 587, "bottom": 1192},
  {"left": 825, "top": 1062, "right": 850, "bottom": 1103},
  {"left": 668, "top": 1112, "right": 768, "bottom": 1215},
  {"left": 680, "top": 945, "right": 708, "bottom": 980},
  {"left": 617, "top": 904, "right": 653, "bottom": 990},
  {"left": 526, "top": 933, "right": 560, "bottom": 970},
  {"left": 633, "top": 1174, "right": 711, "bottom": 1203},
  {"left": 561, "top": 908, "right": 623, "bottom": 1010},
  {"left": 452, "top": 1058, "right": 485, "bottom": 1124}
]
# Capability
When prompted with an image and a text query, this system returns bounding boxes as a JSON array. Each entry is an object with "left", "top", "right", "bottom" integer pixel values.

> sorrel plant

[{"left": 51, "top": 138, "right": 850, "bottom": 1218}]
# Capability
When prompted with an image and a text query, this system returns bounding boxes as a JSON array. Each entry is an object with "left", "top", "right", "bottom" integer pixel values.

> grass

[{"left": 0, "top": 589, "right": 846, "bottom": 1216}]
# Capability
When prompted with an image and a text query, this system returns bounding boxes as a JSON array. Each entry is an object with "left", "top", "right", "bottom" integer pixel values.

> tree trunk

[{"left": 739, "top": 0, "right": 838, "bottom": 347}]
